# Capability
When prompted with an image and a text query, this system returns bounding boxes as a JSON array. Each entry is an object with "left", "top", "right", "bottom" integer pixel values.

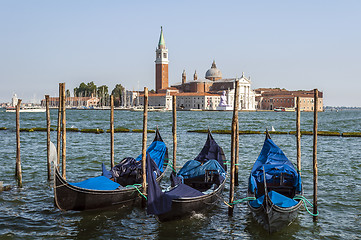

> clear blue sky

[{"left": 0, "top": 0, "right": 360, "bottom": 106}]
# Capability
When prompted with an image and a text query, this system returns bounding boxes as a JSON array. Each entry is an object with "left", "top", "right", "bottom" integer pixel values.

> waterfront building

[
  {"left": 137, "top": 27, "right": 256, "bottom": 110},
  {"left": 255, "top": 88, "right": 324, "bottom": 111},
  {"left": 41, "top": 96, "right": 100, "bottom": 108},
  {"left": 172, "top": 66, "right": 256, "bottom": 110}
]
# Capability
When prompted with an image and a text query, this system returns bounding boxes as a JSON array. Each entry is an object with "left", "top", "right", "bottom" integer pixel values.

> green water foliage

[
  {"left": 289, "top": 131, "right": 313, "bottom": 135},
  {"left": 240, "top": 130, "right": 262, "bottom": 134},
  {"left": 66, "top": 128, "right": 80, "bottom": 132},
  {"left": 20, "top": 128, "right": 34, "bottom": 132},
  {"left": 342, "top": 132, "right": 361, "bottom": 137},
  {"left": 318, "top": 131, "right": 341, "bottom": 136},
  {"left": 266, "top": 131, "right": 288, "bottom": 134},
  {"left": 106, "top": 127, "right": 130, "bottom": 133},
  {"left": 80, "top": 128, "right": 104, "bottom": 134},
  {"left": 132, "top": 129, "right": 156, "bottom": 133}
]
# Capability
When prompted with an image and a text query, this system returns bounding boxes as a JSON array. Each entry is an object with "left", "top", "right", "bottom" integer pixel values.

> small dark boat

[
  {"left": 53, "top": 129, "right": 168, "bottom": 211},
  {"left": 247, "top": 131, "right": 303, "bottom": 233},
  {"left": 147, "top": 131, "right": 226, "bottom": 221}
]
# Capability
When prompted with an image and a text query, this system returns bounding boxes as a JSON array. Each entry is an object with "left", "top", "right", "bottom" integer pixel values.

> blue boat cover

[
  {"left": 102, "top": 140, "right": 167, "bottom": 184},
  {"left": 147, "top": 133, "right": 226, "bottom": 215},
  {"left": 248, "top": 137, "right": 302, "bottom": 196},
  {"left": 136, "top": 141, "right": 167, "bottom": 172},
  {"left": 249, "top": 190, "right": 298, "bottom": 208},
  {"left": 69, "top": 176, "right": 121, "bottom": 191},
  {"left": 176, "top": 159, "right": 226, "bottom": 181}
]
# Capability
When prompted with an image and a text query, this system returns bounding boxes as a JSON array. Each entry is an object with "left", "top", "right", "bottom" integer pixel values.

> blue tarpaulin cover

[
  {"left": 249, "top": 191, "right": 298, "bottom": 208},
  {"left": 136, "top": 141, "right": 167, "bottom": 172},
  {"left": 147, "top": 132, "right": 226, "bottom": 216},
  {"left": 176, "top": 159, "right": 226, "bottom": 181},
  {"left": 69, "top": 176, "right": 121, "bottom": 191},
  {"left": 248, "top": 137, "right": 302, "bottom": 196}
]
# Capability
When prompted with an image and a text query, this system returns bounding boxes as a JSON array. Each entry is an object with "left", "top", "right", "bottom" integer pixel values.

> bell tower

[{"left": 155, "top": 27, "right": 169, "bottom": 93}]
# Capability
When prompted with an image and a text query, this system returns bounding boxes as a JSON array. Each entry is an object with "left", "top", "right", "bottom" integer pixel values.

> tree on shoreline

[{"left": 111, "top": 84, "right": 125, "bottom": 107}]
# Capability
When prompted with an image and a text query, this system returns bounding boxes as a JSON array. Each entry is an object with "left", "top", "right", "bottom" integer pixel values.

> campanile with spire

[{"left": 155, "top": 27, "right": 169, "bottom": 93}]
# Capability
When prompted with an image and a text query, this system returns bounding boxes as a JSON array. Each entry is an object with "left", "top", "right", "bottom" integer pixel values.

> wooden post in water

[
  {"left": 228, "top": 80, "right": 240, "bottom": 216},
  {"left": 313, "top": 89, "right": 318, "bottom": 221},
  {"left": 141, "top": 87, "right": 148, "bottom": 207},
  {"left": 110, "top": 95, "right": 115, "bottom": 169},
  {"left": 296, "top": 96, "right": 301, "bottom": 174},
  {"left": 16, "top": 99, "right": 23, "bottom": 187},
  {"left": 172, "top": 95, "right": 177, "bottom": 172},
  {"left": 234, "top": 81, "right": 240, "bottom": 186},
  {"left": 61, "top": 83, "right": 66, "bottom": 180},
  {"left": 56, "top": 83, "right": 63, "bottom": 167},
  {"left": 45, "top": 95, "right": 51, "bottom": 180}
]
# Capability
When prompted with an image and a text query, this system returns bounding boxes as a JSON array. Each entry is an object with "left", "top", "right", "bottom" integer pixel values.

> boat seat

[
  {"left": 184, "top": 174, "right": 220, "bottom": 192},
  {"left": 256, "top": 172, "right": 296, "bottom": 198}
]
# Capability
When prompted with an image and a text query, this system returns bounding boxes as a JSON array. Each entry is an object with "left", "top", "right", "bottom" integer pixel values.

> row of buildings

[
  {"left": 137, "top": 27, "right": 323, "bottom": 111},
  {"left": 41, "top": 27, "right": 323, "bottom": 111}
]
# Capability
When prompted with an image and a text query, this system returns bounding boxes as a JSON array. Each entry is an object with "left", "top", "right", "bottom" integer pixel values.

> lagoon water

[{"left": 0, "top": 109, "right": 360, "bottom": 239}]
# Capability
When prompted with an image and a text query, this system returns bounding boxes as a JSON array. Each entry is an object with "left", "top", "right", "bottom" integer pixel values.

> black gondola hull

[
  {"left": 156, "top": 179, "right": 226, "bottom": 222},
  {"left": 54, "top": 166, "right": 166, "bottom": 211},
  {"left": 54, "top": 129, "right": 168, "bottom": 211},
  {"left": 247, "top": 195, "right": 302, "bottom": 233}
]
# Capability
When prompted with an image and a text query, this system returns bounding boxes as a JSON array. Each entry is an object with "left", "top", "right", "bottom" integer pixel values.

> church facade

[{"left": 139, "top": 27, "right": 256, "bottom": 111}]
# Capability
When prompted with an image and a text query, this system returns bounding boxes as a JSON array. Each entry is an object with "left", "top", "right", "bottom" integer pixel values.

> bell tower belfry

[{"left": 155, "top": 26, "right": 169, "bottom": 93}]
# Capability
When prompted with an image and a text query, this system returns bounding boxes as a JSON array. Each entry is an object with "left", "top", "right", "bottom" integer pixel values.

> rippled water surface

[{"left": 1, "top": 109, "right": 360, "bottom": 239}]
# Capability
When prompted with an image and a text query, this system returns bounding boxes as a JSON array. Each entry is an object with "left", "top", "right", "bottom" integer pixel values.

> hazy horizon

[{"left": 1, "top": 1, "right": 360, "bottom": 107}]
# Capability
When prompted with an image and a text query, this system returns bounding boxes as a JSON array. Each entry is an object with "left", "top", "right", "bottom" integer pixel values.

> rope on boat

[
  {"left": 126, "top": 184, "right": 147, "bottom": 200},
  {"left": 229, "top": 197, "right": 256, "bottom": 205},
  {"left": 164, "top": 162, "right": 176, "bottom": 173},
  {"left": 293, "top": 196, "right": 319, "bottom": 217},
  {"left": 216, "top": 193, "right": 256, "bottom": 207},
  {"left": 223, "top": 163, "right": 240, "bottom": 166}
]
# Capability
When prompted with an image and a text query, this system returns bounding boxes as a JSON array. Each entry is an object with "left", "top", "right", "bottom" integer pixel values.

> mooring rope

[
  {"left": 228, "top": 197, "right": 256, "bottom": 205},
  {"left": 293, "top": 196, "right": 319, "bottom": 216},
  {"left": 126, "top": 184, "right": 147, "bottom": 200},
  {"left": 164, "top": 162, "right": 176, "bottom": 173},
  {"left": 216, "top": 192, "right": 256, "bottom": 207}
]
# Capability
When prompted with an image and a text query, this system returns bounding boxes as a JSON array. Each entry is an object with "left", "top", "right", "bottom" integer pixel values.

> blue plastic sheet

[
  {"left": 69, "top": 176, "right": 121, "bottom": 191},
  {"left": 248, "top": 137, "right": 302, "bottom": 195},
  {"left": 136, "top": 141, "right": 167, "bottom": 172},
  {"left": 249, "top": 191, "right": 298, "bottom": 208},
  {"left": 177, "top": 159, "right": 226, "bottom": 180}
]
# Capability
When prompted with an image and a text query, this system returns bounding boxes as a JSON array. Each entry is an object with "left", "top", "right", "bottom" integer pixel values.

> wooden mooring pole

[
  {"left": 141, "top": 87, "right": 148, "bottom": 207},
  {"left": 16, "top": 99, "right": 23, "bottom": 187},
  {"left": 172, "top": 95, "right": 177, "bottom": 172},
  {"left": 61, "top": 83, "right": 66, "bottom": 180},
  {"left": 296, "top": 96, "right": 301, "bottom": 174},
  {"left": 45, "top": 95, "right": 51, "bottom": 180},
  {"left": 228, "top": 80, "right": 239, "bottom": 216},
  {"left": 56, "top": 83, "right": 63, "bottom": 167},
  {"left": 313, "top": 89, "right": 318, "bottom": 221},
  {"left": 235, "top": 82, "right": 240, "bottom": 186},
  {"left": 110, "top": 95, "right": 115, "bottom": 168}
]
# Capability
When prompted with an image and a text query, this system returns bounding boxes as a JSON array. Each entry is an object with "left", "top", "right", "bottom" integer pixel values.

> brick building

[{"left": 255, "top": 88, "right": 323, "bottom": 111}]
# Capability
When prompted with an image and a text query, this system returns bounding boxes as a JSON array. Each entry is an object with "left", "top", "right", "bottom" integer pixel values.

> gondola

[
  {"left": 247, "top": 131, "right": 303, "bottom": 233},
  {"left": 147, "top": 131, "right": 226, "bottom": 222},
  {"left": 53, "top": 129, "right": 168, "bottom": 211}
]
